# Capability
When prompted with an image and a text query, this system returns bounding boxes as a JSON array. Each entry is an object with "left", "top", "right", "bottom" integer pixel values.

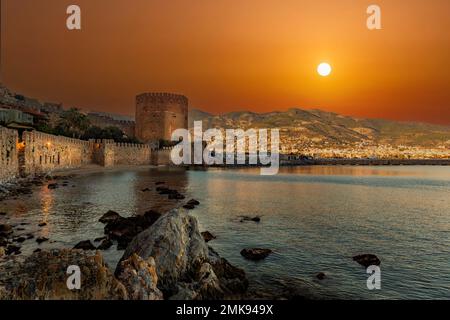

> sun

[{"left": 317, "top": 62, "right": 332, "bottom": 77}]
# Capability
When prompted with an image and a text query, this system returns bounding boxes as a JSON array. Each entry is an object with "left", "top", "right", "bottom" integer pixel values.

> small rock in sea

[
  {"left": 47, "top": 183, "right": 58, "bottom": 190},
  {"left": 0, "top": 224, "right": 13, "bottom": 236},
  {"left": 99, "top": 210, "right": 122, "bottom": 224},
  {"left": 155, "top": 181, "right": 165, "bottom": 185},
  {"left": 36, "top": 237, "right": 49, "bottom": 244},
  {"left": 240, "top": 248, "right": 272, "bottom": 261},
  {"left": 187, "top": 199, "right": 200, "bottom": 206},
  {"left": 168, "top": 193, "right": 185, "bottom": 200},
  {"left": 38, "top": 222, "right": 47, "bottom": 227},
  {"left": 97, "top": 238, "right": 113, "bottom": 250},
  {"left": 316, "top": 272, "right": 326, "bottom": 280},
  {"left": 13, "top": 237, "right": 26, "bottom": 243},
  {"left": 201, "top": 231, "right": 216, "bottom": 243},
  {"left": 183, "top": 204, "right": 195, "bottom": 210},
  {"left": 73, "top": 240, "right": 96, "bottom": 250},
  {"left": 353, "top": 254, "right": 381, "bottom": 267},
  {"left": 33, "top": 248, "right": 42, "bottom": 253},
  {"left": 94, "top": 236, "right": 107, "bottom": 242},
  {"left": 6, "top": 245, "right": 21, "bottom": 255},
  {"left": 240, "top": 216, "right": 261, "bottom": 223},
  {"left": 141, "top": 188, "right": 151, "bottom": 192}
]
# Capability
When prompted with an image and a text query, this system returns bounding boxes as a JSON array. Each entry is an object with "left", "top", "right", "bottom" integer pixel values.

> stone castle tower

[{"left": 135, "top": 93, "right": 188, "bottom": 144}]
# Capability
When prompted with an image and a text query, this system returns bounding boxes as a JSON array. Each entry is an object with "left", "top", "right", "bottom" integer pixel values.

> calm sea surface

[{"left": 1, "top": 166, "right": 449, "bottom": 299}]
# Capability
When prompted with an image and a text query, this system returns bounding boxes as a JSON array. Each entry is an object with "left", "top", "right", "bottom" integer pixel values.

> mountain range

[{"left": 189, "top": 108, "right": 450, "bottom": 147}]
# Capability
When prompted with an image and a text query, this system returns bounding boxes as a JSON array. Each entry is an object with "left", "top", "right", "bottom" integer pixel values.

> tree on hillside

[{"left": 55, "top": 108, "right": 91, "bottom": 139}]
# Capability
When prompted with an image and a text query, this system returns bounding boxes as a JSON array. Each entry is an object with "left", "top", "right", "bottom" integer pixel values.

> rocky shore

[{"left": 0, "top": 208, "right": 248, "bottom": 300}]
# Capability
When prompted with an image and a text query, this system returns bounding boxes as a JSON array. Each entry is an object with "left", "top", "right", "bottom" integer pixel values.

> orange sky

[{"left": 1, "top": 0, "right": 450, "bottom": 124}]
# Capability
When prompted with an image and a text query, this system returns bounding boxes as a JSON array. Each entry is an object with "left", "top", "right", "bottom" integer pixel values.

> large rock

[
  {"left": 0, "top": 249, "right": 127, "bottom": 300},
  {"left": 115, "top": 253, "right": 163, "bottom": 300},
  {"left": 119, "top": 208, "right": 248, "bottom": 299},
  {"left": 103, "top": 210, "right": 161, "bottom": 250}
]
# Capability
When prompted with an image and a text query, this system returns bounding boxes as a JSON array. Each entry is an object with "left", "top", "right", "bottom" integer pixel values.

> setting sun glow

[{"left": 317, "top": 63, "right": 332, "bottom": 77}]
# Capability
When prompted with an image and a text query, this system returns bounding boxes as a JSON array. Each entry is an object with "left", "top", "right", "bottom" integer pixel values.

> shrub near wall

[
  {"left": 0, "top": 126, "right": 19, "bottom": 182},
  {"left": 22, "top": 131, "right": 93, "bottom": 176}
]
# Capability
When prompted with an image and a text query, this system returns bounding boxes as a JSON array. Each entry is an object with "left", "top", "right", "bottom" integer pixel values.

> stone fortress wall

[
  {"left": 0, "top": 126, "right": 171, "bottom": 180},
  {"left": 135, "top": 93, "right": 188, "bottom": 143},
  {"left": 0, "top": 127, "right": 19, "bottom": 182},
  {"left": 22, "top": 131, "right": 93, "bottom": 176},
  {"left": 93, "top": 139, "right": 152, "bottom": 167}
]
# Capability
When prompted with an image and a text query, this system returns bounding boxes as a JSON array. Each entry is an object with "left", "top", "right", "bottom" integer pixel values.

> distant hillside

[{"left": 189, "top": 108, "right": 450, "bottom": 147}]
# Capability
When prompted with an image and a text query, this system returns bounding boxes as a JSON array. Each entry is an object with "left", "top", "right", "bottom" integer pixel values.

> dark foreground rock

[
  {"left": 102, "top": 210, "right": 162, "bottom": 250},
  {"left": 99, "top": 210, "right": 122, "bottom": 224},
  {"left": 118, "top": 208, "right": 248, "bottom": 300},
  {"left": 353, "top": 254, "right": 381, "bottom": 267},
  {"left": 0, "top": 249, "right": 128, "bottom": 300},
  {"left": 73, "top": 240, "right": 96, "bottom": 250},
  {"left": 240, "top": 248, "right": 272, "bottom": 261},
  {"left": 201, "top": 231, "right": 217, "bottom": 242}
]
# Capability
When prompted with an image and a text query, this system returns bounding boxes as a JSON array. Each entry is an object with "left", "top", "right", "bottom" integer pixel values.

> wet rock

[
  {"left": 36, "top": 237, "right": 49, "bottom": 244},
  {"left": 141, "top": 188, "right": 151, "bottom": 192},
  {"left": 168, "top": 193, "right": 185, "bottom": 200},
  {"left": 0, "top": 224, "right": 13, "bottom": 237},
  {"left": 26, "top": 234, "right": 34, "bottom": 240},
  {"left": 119, "top": 208, "right": 248, "bottom": 299},
  {"left": 94, "top": 236, "right": 107, "bottom": 242},
  {"left": 155, "top": 181, "right": 165, "bottom": 185},
  {"left": 0, "top": 237, "right": 8, "bottom": 247},
  {"left": 115, "top": 253, "right": 163, "bottom": 300},
  {"left": 16, "top": 228, "right": 26, "bottom": 231},
  {"left": 38, "top": 222, "right": 47, "bottom": 227},
  {"left": 353, "top": 254, "right": 381, "bottom": 267},
  {"left": 183, "top": 204, "right": 195, "bottom": 210},
  {"left": 201, "top": 231, "right": 216, "bottom": 243},
  {"left": 0, "top": 212, "right": 7, "bottom": 216},
  {"left": 240, "top": 216, "right": 261, "bottom": 223},
  {"left": 103, "top": 210, "right": 162, "bottom": 249},
  {"left": 97, "top": 239, "right": 113, "bottom": 250},
  {"left": 16, "top": 187, "right": 32, "bottom": 195},
  {"left": 316, "top": 272, "right": 326, "bottom": 280},
  {"left": 33, "top": 248, "right": 42, "bottom": 253},
  {"left": 99, "top": 210, "right": 122, "bottom": 224},
  {"left": 240, "top": 248, "right": 272, "bottom": 261},
  {"left": 187, "top": 199, "right": 200, "bottom": 206},
  {"left": 13, "top": 237, "right": 26, "bottom": 243},
  {"left": 73, "top": 240, "right": 96, "bottom": 250},
  {"left": 0, "top": 249, "right": 127, "bottom": 300},
  {"left": 47, "top": 183, "right": 58, "bottom": 190},
  {"left": 6, "top": 245, "right": 21, "bottom": 255}
]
